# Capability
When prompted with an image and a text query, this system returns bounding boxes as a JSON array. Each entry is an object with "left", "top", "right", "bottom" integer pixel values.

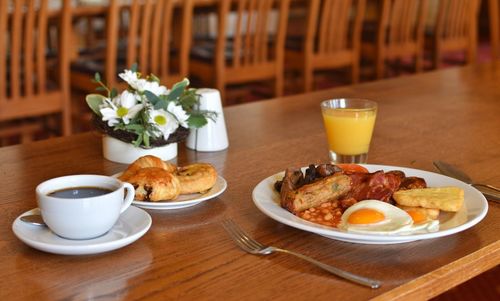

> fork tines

[{"left": 222, "top": 219, "right": 264, "bottom": 253}]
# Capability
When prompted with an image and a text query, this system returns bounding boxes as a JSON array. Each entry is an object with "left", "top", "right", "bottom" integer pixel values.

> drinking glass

[{"left": 320, "top": 98, "right": 377, "bottom": 163}]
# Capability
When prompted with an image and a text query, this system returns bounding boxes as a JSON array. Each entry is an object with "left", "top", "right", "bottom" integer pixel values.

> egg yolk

[
  {"left": 406, "top": 210, "right": 426, "bottom": 224},
  {"left": 347, "top": 208, "right": 385, "bottom": 224}
]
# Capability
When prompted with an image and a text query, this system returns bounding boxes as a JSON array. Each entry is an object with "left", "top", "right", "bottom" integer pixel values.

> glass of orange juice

[{"left": 321, "top": 98, "right": 377, "bottom": 163}]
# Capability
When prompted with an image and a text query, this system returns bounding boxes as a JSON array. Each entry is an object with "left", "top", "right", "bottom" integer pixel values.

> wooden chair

[
  {"left": 430, "top": 0, "right": 479, "bottom": 68},
  {"left": 488, "top": 0, "right": 499, "bottom": 60},
  {"left": 361, "top": 0, "right": 429, "bottom": 79},
  {"left": 70, "top": 0, "right": 194, "bottom": 93},
  {"left": 189, "top": 0, "right": 291, "bottom": 104},
  {"left": 0, "top": 0, "right": 72, "bottom": 145},
  {"left": 285, "top": 0, "right": 366, "bottom": 92}
]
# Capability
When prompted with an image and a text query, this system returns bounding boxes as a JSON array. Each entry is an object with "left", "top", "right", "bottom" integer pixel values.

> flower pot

[{"left": 102, "top": 136, "right": 177, "bottom": 164}]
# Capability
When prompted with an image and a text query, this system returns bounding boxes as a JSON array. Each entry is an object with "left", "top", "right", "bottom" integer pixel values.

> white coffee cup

[
  {"left": 36, "top": 175, "right": 135, "bottom": 240},
  {"left": 186, "top": 88, "right": 229, "bottom": 151}
]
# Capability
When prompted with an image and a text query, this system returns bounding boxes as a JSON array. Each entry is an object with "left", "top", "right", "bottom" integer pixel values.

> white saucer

[{"left": 12, "top": 207, "right": 152, "bottom": 255}]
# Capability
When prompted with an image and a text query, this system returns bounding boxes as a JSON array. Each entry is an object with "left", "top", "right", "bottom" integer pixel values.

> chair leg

[
  {"left": 433, "top": 45, "right": 441, "bottom": 69},
  {"left": 415, "top": 54, "right": 423, "bottom": 73},
  {"left": 375, "top": 57, "right": 384, "bottom": 79},
  {"left": 215, "top": 80, "right": 226, "bottom": 106},
  {"left": 275, "top": 74, "right": 284, "bottom": 97},
  {"left": 352, "top": 62, "right": 360, "bottom": 84},
  {"left": 303, "top": 67, "right": 313, "bottom": 93}
]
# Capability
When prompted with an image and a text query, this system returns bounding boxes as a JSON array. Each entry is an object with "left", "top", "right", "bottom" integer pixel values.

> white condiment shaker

[{"left": 186, "top": 88, "right": 229, "bottom": 151}]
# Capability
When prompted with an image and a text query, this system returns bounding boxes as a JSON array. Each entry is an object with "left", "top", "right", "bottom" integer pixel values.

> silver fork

[{"left": 222, "top": 219, "right": 381, "bottom": 289}]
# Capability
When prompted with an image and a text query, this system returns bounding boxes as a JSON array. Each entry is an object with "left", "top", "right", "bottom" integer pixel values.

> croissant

[{"left": 119, "top": 155, "right": 176, "bottom": 181}]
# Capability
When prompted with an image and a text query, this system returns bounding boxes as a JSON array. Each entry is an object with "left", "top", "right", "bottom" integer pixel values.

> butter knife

[{"left": 433, "top": 161, "right": 500, "bottom": 201}]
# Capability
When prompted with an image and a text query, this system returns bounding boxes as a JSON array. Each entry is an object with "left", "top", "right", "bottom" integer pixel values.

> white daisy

[
  {"left": 167, "top": 102, "right": 189, "bottom": 128},
  {"left": 149, "top": 109, "right": 179, "bottom": 140},
  {"left": 118, "top": 69, "right": 140, "bottom": 89},
  {"left": 140, "top": 80, "right": 169, "bottom": 96},
  {"left": 100, "top": 90, "right": 143, "bottom": 126}
]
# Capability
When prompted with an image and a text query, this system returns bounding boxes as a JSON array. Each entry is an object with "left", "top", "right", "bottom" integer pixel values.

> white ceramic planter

[{"left": 102, "top": 136, "right": 177, "bottom": 164}]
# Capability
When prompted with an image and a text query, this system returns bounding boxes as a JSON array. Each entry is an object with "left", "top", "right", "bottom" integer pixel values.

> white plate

[
  {"left": 252, "top": 164, "right": 488, "bottom": 244},
  {"left": 12, "top": 206, "right": 152, "bottom": 255},
  {"left": 113, "top": 173, "right": 227, "bottom": 210}
]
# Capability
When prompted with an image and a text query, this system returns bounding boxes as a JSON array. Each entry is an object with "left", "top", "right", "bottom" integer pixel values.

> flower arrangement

[{"left": 86, "top": 66, "right": 216, "bottom": 148}]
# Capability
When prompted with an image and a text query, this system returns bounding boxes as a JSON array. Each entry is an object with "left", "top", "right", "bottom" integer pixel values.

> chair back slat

[
  {"left": 159, "top": 0, "right": 174, "bottom": 77},
  {"left": 386, "top": 0, "right": 425, "bottom": 46},
  {"left": 225, "top": 0, "right": 288, "bottom": 68},
  {"left": 311, "top": 0, "right": 364, "bottom": 56},
  {"left": 232, "top": 0, "right": 245, "bottom": 68},
  {"left": 10, "top": 0, "right": 23, "bottom": 100},
  {"left": 138, "top": 1, "right": 154, "bottom": 73},
  {"left": 150, "top": 0, "right": 165, "bottom": 75},
  {"left": 36, "top": 0, "right": 49, "bottom": 95},
  {"left": 23, "top": 1, "right": 35, "bottom": 97},
  {"left": 320, "top": 0, "right": 352, "bottom": 53},
  {"left": 378, "top": 0, "right": 427, "bottom": 55},
  {"left": 2, "top": 0, "right": 50, "bottom": 100},
  {"left": 104, "top": 0, "right": 191, "bottom": 86},
  {"left": 489, "top": 0, "right": 500, "bottom": 59},
  {"left": 437, "top": 0, "right": 474, "bottom": 40},
  {"left": 125, "top": 0, "right": 138, "bottom": 69},
  {"left": 433, "top": 0, "right": 478, "bottom": 67},
  {"left": 0, "top": 1, "right": 7, "bottom": 101},
  {"left": 0, "top": 0, "right": 71, "bottom": 138}
]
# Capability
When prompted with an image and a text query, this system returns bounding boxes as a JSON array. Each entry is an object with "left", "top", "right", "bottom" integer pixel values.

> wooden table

[{"left": 1, "top": 62, "right": 499, "bottom": 300}]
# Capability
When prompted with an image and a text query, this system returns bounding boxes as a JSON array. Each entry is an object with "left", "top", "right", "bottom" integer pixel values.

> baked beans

[{"left": 297, "top": 201, "right": 343, "bottom": 227}]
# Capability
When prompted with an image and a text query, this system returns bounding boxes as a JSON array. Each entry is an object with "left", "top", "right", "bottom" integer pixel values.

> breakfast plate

[
  {"left": 12, "top": 206, "right": 152, "bottom": 255},
  {"left": 252, "top": 164, "right": 488, "bottom": 244},
  {"left": 113, "top": 173, "right": 227, "bottom": 210}
]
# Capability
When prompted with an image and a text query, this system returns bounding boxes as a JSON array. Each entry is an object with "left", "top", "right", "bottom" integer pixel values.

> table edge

[{"left": 372, "top": 240, "right": 500, "bottom": 300}]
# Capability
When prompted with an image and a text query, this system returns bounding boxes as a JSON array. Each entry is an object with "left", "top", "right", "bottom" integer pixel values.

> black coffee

[{"left": 48, "top": 187, "right": 113, "bottom": 199}]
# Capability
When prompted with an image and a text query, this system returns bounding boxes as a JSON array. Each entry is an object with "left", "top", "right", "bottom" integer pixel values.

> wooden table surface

[{"left": 1, "top": 62, "right": 499, "bottom": 300}]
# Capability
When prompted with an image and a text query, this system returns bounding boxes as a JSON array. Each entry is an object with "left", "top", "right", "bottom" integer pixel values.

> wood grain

[{"left": 1, "top": 62, "right": 499, "bottom": 300}]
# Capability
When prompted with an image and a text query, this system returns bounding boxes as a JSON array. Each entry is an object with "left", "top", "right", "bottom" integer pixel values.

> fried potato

[{"left": 393, "top": 187, "right": 464, "bottom": 212}]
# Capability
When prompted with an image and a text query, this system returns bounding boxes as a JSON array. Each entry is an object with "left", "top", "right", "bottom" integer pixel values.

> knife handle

[
  {"left": 472, "top": 183, "right": 500, "bottom": 193},
  {"left": 475, "top": 186, "right": 500, "bottom": 203}
]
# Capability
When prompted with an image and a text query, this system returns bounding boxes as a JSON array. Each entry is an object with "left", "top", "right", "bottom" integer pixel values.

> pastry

[
  {"left": 176, "top": 163, "right": 218, "bottom": 194},
  {"left": 119, "top": 155, "right": 177, "bottom": 181},
  {"left": 126, "top": 167, "right": 181, "bottom": 201}
]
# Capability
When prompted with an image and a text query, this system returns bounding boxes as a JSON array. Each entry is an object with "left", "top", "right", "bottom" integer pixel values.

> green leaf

[
  {"left": 124, "top": 124, "right": 144, "bottom": 131},
  {"left": 179, "top": 92, "right": 198, "bottom": 109},
  {"left": 110, "top": 88, "right": 118, "bottom": 99},
  {"left": 131, "top": 63, "right": 138, "bottom": 73},
  {"left": 144, "top": 90, "right": 164, "bottom": 108},
  {"left": 85, "top": 94, "right": 106, "bottom": 116},
  {"left": 143, "top": 132, "right": 150, "bottom": 147},
  {"left": 167, "top": 78, "right": 189, "bottom": 101},
  {"left": 94, "top": 72, "right": 101, "bottom": 82},
  {"left": 95, "top": 86, "right": 106, "bottom": 92},
  {"left": 133, "top": 134, "right": 143, "bottom": 147},
  {"left": 187, "top": 113, "right": 208, "bottom": 128}
]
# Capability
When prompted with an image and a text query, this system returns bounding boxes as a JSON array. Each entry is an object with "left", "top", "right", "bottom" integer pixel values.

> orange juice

[
  {"left": 322, "top": 109, "right": 376, "bottom": 155},
  {"left": 321, "top": 99, "right": 377, "bottom": 164}
]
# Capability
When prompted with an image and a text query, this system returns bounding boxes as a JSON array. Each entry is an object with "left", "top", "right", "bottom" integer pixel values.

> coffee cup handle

[{"left": 120, "top": 182, "right": 135, "bottom": 214}]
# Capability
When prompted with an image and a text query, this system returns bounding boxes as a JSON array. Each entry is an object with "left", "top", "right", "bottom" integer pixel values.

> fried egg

[{"left": 339, "top": 200, "right": 439, "bottom": 235}]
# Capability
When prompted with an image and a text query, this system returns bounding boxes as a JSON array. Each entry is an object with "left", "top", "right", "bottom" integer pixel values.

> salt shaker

[{"left": 186, "top": 88, "right": 229, "bottom": 151}]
